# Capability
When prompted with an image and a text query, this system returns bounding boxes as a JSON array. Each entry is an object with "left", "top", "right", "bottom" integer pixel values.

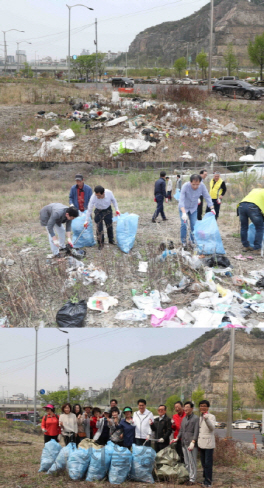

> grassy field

[{"left": 1, "top": 420, "right": 264, "bottom": 488}]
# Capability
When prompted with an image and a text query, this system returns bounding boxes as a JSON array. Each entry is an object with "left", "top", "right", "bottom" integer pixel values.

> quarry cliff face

[
  {"left": 128, "top": 0, "right": 264, "bottom": 67},
  {"left": 112, "top": 331, "right": 264, "bottom": 406}
]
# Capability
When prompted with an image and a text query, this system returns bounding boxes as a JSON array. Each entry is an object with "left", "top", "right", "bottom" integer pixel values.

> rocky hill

[
  {"left": 112, "top": 330, "right": 264, "bottom": 407},
  {"left": 128, "top": 0, "right": 264, "bottom": 67}
]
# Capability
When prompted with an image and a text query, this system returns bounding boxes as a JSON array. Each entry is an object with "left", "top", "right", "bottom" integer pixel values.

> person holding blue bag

[{"left": 179, "top": 174, "right": 215, "bottom": 249}]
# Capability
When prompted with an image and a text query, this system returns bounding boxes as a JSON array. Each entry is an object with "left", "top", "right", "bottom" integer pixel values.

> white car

[
  {"left": 247, "top": 164, "right": 264, "bottom": 175},
  {"left": 160, "top": 78, "right": 173, "bottom": 84},
  {"left": 180, "top": 78, "right": 198, "bottom": 85},
  {"left": 232, "top": 420, "right": 259, "bottom": 429}
]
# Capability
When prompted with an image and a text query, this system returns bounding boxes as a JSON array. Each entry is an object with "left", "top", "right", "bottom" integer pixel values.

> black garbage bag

[
  {"left": 256, "top": 277, "right": 264, "bottom": 287},
  {"left": 56, "top": 300, "right": 87, "bottom": 328},
  {"left": 204, "top": 255, "right": 231, "bottom": 268}
]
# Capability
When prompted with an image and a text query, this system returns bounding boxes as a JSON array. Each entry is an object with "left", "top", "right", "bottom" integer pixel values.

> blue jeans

[
  {"left": 153, "top": 195, "right": 166, "bottom": 220},
  {"left": 239, "top": 202, "right": 264, "bottom": 250},
  {"left": 200, "top": 448, "right": 213, "bottom": 486},
  {"left": 179, "top": 209, "right": 197, "bottom": 244}
]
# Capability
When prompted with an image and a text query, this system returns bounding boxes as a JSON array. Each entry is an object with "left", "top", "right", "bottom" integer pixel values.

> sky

[
  {"left": 0, "top": 0, "right": 209, "bottom": 61},
  {"left": 0, "top": 328, "right": 210, "bottom": 398}
]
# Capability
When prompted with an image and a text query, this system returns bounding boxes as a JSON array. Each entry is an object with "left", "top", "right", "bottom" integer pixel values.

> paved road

[{"left": 216, "top": 428, "right": 263, "bottom": 446}]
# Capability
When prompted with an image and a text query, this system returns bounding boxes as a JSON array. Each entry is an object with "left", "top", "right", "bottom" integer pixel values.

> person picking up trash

[
  {"left": 69, "top": 174, "right": 92, "bottom": 213},
  {"left": 40, "top": 203, "right": 79, "bottom": 257},
  {"left": 197, "top": 169, "right": 208, "bottom": 220},
  {"left": 84, "top": 185, "right": 120, "bottom": 250},
  {"left": 206, "top": 171, "right": 226, "bottom": 220},
  {"left": 152, "top": 170, "right": 168, "bottom": 222},
  {"left": 238, "top": 188, "right": 264, "bottom": 255},
  {"left": 179, "top": 174, "right": 215, "bottom": 249}
]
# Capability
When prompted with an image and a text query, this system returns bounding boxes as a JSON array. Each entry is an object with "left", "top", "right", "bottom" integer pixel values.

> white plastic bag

[
  {"left": 109, "top": 139, "right": 155, "bottom": 156},
  {"left": 88, "top": 292, "right": 118, "bottom": 312},
  {"left": 115, "top": 309, "right": 147, "bottom": 321},
  {"left": 105, "top": 116, "right": 128, "bottom": 127}
]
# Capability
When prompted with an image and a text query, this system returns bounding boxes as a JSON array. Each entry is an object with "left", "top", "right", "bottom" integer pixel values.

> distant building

[
  {"left": 80, "top": 49, "right": 90, "bottom": 56},
  {"left": 6, "top": 55, "right": 15, "bottom": 64},
  {"left": 106, "top": 51, "right": 122, "bottom": 61},
  {"left": 16, "top": 50, "right": 27, "bottom": 65}
]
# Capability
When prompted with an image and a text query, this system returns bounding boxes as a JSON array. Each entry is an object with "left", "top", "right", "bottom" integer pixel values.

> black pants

[
  {"left": 175, "top": 438, "right": 185, "bottom": 463},
  {"left": 44, "top": 434, "right": 58, "bottom": 444},
  {"left": 94, "top": 206, "right": 114, "bottom": 244},
  {"left": 197, "top": 195, "right": 203, "bottom": 220},
  {"left": 200, "top": 448, "right": 214, "bottom": 486},
  {"left": 97, "top": 434, "right": 109, "bottom": 446},
  {"left": 206, "top": 199, "right": 221, "bottom": 220},
  {"left": 167, "top": 191, "right": 172, "bottom": 200},
  {"left": 63, "top": 433, "right": 76, "bottom": 446},
  {"left": 152, "top": 195, "right": 166, "bottom": 221},
  {"left": 135, "top": 438, "right": 151, "bottom": 447}
]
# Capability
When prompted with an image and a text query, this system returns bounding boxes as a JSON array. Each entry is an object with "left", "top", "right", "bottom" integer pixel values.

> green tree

[
  {"left": 20, "top": 62, "right": 33, "bottom": 78},
  {"left": 38, "top": 387, "right": 87, "bottom": 408},
  {"left": 165, "top": 394, "right": 181, "bottom": 415},
  {"left": 254, "top": 370, "right": 264, "bottom": 403},
  {"left": 174, "top": 57, "right": 187, "bottom": 78},
  {"left": 192, "top": 384, "right": 205, "bottom": 407},
  {"left": 196, "top": 49, "right": 208, "bottom": 78},
  {"left": 71, "top": 55, "right": 94, "bottom": 81},
  {"left": 223, "top": 43, "right": 238, "bottom": 75},
  {"left": 248, "top": 33, "right": 264, "bottom": 80}
]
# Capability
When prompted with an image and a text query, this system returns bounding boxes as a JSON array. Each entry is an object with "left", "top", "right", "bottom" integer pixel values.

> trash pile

[{"left": 39, "top": 439, "right": 158, "bottom": 484}]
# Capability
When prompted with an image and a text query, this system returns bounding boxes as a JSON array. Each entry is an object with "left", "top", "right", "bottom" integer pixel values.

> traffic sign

[
  {"left": 104, "top": 72, "right": 107, "bottom": 75},
  {"left": 39, "top": 389, "right": 45, "bottom": 395},
  {"left": 72, "top": 55, "right": 77, "bottom": 60}
]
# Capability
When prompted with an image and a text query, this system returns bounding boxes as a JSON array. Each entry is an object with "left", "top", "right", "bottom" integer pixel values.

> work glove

[
  {"left": 170, "top": 438, "right": 178, "bottom": 444},
  {"left": 53, "top": 239, "right": 60, "bottom": 248},
  {"left": 217, "top": 198, "right": 221, "bottom": 204},
  {"left": 165, "top": 198, "right": 168, "bottom": 203},
  {"left": 171, "top": 419, "right": 175, "bottom": 424},
  {"left": 84, "top": 221, "right": 89, "bottom": 229},
  {"left": 158, "top": 438, "right": 164, "bottom": 443},
  {"left": 42, "top": 428, "right": 47, "bottom": 433},
  {"left": 67, "top": 238, "right": 73, "bottom": 248},
  {"left": 145, "top": 435, "right": 150, "bottom": 441},
  {"left": 203, "top": 413, "right": 209, "bottom": 419},
  {"left": 188, "top": 441, "right": 195, "bottom": 451},
  {"left": 211, "top": 208, "right": 216, "bottom": 215},
  {"left": 149, "top": 419, "right": 154, "bottom": 425},
  {"left": 116, "top": 210, "right": 120, "bottom": 216},
  {"left": 198, "top": 198, "right": 201, "bottom": 204},
  {"left": 154, "top": 198, "right": 157, "bottom": 202},
  {"left": 182, "top": 212, "right": 188, "bottom": 222}
]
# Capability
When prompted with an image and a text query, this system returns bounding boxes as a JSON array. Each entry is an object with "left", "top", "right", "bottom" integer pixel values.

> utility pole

[
  {"left": 95, "top": 18, "right": 98, "bottom": 89},
  {"left": 226, "top": 328, "right": 235, "bottom": 437},
  {"left": 33, "top": 325, "right": 38, "bottom": 427},
  {"left": 208, "top": 0, "right": 214, "bottom": 91},
  {"left": 66, "top": 339, "right": 70, "bottom": 402},
  {"left": 125, "top": 50, "right": 128, "bottom": 77},
  {"left": 108, "top": 385, "right": 110, "bottom": 406}
]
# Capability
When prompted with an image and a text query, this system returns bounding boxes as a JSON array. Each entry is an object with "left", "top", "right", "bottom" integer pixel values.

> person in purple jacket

[{"left": 179, "top": 174, "right": 215, "bottom": 248}]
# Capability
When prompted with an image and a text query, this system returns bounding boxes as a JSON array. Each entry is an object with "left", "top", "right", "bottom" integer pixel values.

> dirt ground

[
  {"left": 1, "top": 162, "right": 264, "bottom": 327},
  {"left": 1, "top": 422, "right": 264, "bottom": 488}
]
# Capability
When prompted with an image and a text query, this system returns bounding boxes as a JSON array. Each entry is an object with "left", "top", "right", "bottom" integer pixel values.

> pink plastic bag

[{"left": 151, "top": 306, "right": 178, "bottom": 327}]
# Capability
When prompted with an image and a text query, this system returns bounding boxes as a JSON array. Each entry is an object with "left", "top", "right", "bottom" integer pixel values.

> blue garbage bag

[
  {"left": 48, "top": 443, "right": 76, "bottom": 474},
  {"left": 71, "top": 214, "right": 95, "bottom": 248},
  {"left": 86, "top": 445, "right": 112, "bottom": 482},
  {"left": 38, "top": 439, "right": 62, "bottom": 472},
  {"left": 130, "top": 444, "right": 156, "bottom": 483},
  {"left": 174, "top": 189, "right": 181, "bottom": 201},
  {"left": 247, "top": 222, "right": 264, "bottom": 248},
  {"left": 108, "top": 445, "right": 132, "bottom": 485},
  {"left": 68, "top": 447, "right": 91, "bottom": 480},
  {"left": 113, "top": 212, "right": 139, "bottom": 253},
  {"left": 193, "top": 212, "right": 225, "bottom": 255}
]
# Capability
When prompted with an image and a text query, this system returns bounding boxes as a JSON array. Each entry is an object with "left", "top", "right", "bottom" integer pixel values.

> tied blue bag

[
  {"left": 108, "top": 445, "right": 132, "bottom": 485},
  {"left": 86, "top": 445, "right": 112, "bottom": 481},
  {"left": 130, "top": 444, "right": 156, "bottom": 483},
  {"left": 174, "top": 189, "right": 181, "bottom": 201},
  {"left": 39, "top": 439, "right": 62, "bottom": 472},
  {"left": 247, "top": 222, "right": 264, "bottom": 248},
  {"left": 194, "top": 212, "right": 225, "bottom": 255},
  {"left": 48, "top": 443, "right": 76, "bottom": 474},
  {"left": 68, "top": 447, "right": 91, "bottom": 480},
  {"left": 113, "top": 212, "right": 139, "bottom": 254},
  {"left": 71, "top": 214, "right": 95, "bottom": 248}
]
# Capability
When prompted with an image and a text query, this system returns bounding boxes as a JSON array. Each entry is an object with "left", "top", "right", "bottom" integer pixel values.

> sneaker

[
  {"left": 152, "top": 219, "right": 156, "bottom": 223},
  {"left": 162, "top": 218, "right": 168, "bottom": 221},
  {"left": 242, "top": 246, "right": 254, "bottom": 252},
  {"left": 98, "top": 243, "right": 104, "bottom": 250},
  {"left": 109, "top": 240, "right": 116, "bottom": 245},
  {"left": 252, "top": 249, "right": 261, "bottom": 255}
]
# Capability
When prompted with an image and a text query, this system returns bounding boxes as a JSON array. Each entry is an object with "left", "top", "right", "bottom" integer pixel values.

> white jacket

[
  {"left": 167, "top": 179, "right": 172, "bottom": 192},
  {"left": 133, "top": 408, "right": 154, "bottom": 439},
  {"left": 198, "top": 413, "right": 216, "bottom": 449}
]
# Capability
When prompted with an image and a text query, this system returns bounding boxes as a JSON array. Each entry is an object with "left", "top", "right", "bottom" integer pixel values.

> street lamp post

[
  {"left": 66, "top": 4, "right": 94, "bottom": 84},
  {"left": 2, "top": 29, "right": 24, "bottom": 73},
  {"left": 16, "top": 41, "right": 32, "bottom": 72},
  {"left": 208, "top": 0, "right": 214, "bottom": 91}
]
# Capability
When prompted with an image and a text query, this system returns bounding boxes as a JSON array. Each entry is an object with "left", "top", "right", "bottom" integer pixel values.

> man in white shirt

[
  {"left": 84, "top": 185, "right": 120, "bottom": 250},
  {"left": 132, "top": 398, "right": 154, "bottom": 447}
]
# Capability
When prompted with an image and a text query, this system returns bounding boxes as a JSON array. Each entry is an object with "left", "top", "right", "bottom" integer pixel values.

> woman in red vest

[{"left": 41, "top": 404, "right": 61, "bottom": 444}]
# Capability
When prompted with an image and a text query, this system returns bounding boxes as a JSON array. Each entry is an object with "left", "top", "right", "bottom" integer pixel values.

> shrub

[
  {"left": 214, "top": 435, "right": 239, "bottom": 466},
  {"left": 156, "top": 85, "right": 209, "bottom": 104}
]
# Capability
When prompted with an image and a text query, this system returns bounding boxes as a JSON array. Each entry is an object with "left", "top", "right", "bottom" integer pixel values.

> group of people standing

[{"left": 41, "top": 397, "right": 215, "bottom": 487}]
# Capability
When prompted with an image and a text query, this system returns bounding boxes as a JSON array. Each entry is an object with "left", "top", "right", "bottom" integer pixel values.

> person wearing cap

[
  {"left": 120, "top": 407, "right": 136, "bottom": 449},
  {"left": 41, "top": 404, "right": 61, "bottom": 444},
  {"left": 93, "top": 408, "right": 110, "bottom": 445},
  {"left": 40, "top": 203, "right": 79, "bottom": 256},
  {"left": 206, "top": 172, "right": 226, "bottom": 220},
  {"left": 69, "top": 174, "right": 92, "bottom": 213},
  {"left": 84, "top": 185, "right": 120, "bottom": 250}
]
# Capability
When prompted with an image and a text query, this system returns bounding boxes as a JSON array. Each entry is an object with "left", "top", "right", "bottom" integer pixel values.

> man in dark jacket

[
  {"left": 40, "top": 203, "right": 78, "bottom": 256},
  {"left": 69, "top": 174, "right": 92, "bottom": 212},
  {"left": 152, "top": 171, "right": 168, "bottom": 222},
  {"left": 150, "top": 405, "right": 172, "bottom": 452}
]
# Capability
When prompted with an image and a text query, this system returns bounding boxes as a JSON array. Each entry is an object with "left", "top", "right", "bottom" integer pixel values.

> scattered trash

[
  {"left": 58, "top": 128, "right": 76, "bottom": 141},
  {"left": 109, "top": 139, "right": 155, "bottom": 156},
  {"left": 21, "top": 135, "right": 39, "bottom": 142},
  {"left": 151, "top": 306, "right": 178, "bottom": 327},
  {"left": 56, "top": 300, "right": 87, "bottom": 327},
  {"left": 132, "top": 290, "right": 162, "bottom": 315},
  {"left": 115, "top": 309, "right": 147, "bottom": 321},
  {"left": 206, "top": 152, "right": 218, "bottom": 162},
  {"left": 0, "top": 258, "right": 14, "bottom": 266},
  {"left": 105, "top": 116, "right": 128, "bottom": 127},
  {"left": 138, "top": 262, "right": 148, "bottom": 272},
  {"left": 204, "top": 255, "right": 230, "bottom": 268},
  {"left": 0, "top": 316, "right": 9, "bottom": 327},
  {"left": 88, "top": 292, "right": 118, "bottom": 313}
]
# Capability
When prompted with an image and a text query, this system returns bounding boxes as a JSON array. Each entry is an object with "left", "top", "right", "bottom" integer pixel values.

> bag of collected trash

[
  {"left": 173, "top": 189, "right": 181, "bottom": 201},
  {"left": 108, "top": 445, "right": 132, "bottom": 485},
  {"left": 113, "top": 213, "right": 139, "bottom": 253},
  {"left": 194, "top": 212, "right": 225, "bottom": 255},
  {"left": 39, "top": 439, "right": 62, "bottom": 472},
  {"left": 130, "top": 444, "right": 156, "bottom": 483},
  {"left": 56, "top": 300, "right": 87, "bottom": 327},
  {"left": 155, "top": 446, "right": 188, "bottom": 482},
  {"left": 204, "top": 255, "right": 231, "bottom": 268},
  {"left": 71, "top": 215, "right": 95, "bottom": 248},
  {"left": 68, "top": 447, "right": 91, "bottom": 480},
  {"left": 247, "top": 222, "right": 264, "bottom": 249},
  {"left": 86, "top": 445, "right": 112, "bottom": 482},
  {"left": 48, "top": 442, "right": 76, "bottom": 474}
]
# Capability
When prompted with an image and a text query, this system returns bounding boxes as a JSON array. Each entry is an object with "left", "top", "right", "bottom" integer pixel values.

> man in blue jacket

[
  {"left": 152, "top": 171, "right": 168, "bottom": 222},
  {"left": 69, "top": 174, "right": 92, "bottom": 213}
]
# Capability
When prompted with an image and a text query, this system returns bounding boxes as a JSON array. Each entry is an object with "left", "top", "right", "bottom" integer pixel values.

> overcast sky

[
  {"left": 0, "top": 328, "right": 210, "bottom": 398},
  {"left": 1, "top": 0, "right": 209, "bottom": 61}
]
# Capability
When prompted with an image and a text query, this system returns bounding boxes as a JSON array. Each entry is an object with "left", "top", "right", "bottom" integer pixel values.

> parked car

[
  {"left": 215, "top": 421, "right": 226, "bottom": 429},
  {"left": 212, "top": 80, "right": 262, "bottom": 99},
  {"left": 232, "top": 420, "right": 259, "bottom": 429},
  {"left": 160, "top": 78, "right": 173, "bottom": 84},
  {"left": 111, "top": 77, "right": 134, "bottom": 88},
  {"left": 180, "top": 77, "right": 196, "bottom": 85},
  {"left": 247, "top": 164, "right": 264, "bottom": 175},
  {"left": 218, "top": 76, "right": 239, "bottom": 81}
]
